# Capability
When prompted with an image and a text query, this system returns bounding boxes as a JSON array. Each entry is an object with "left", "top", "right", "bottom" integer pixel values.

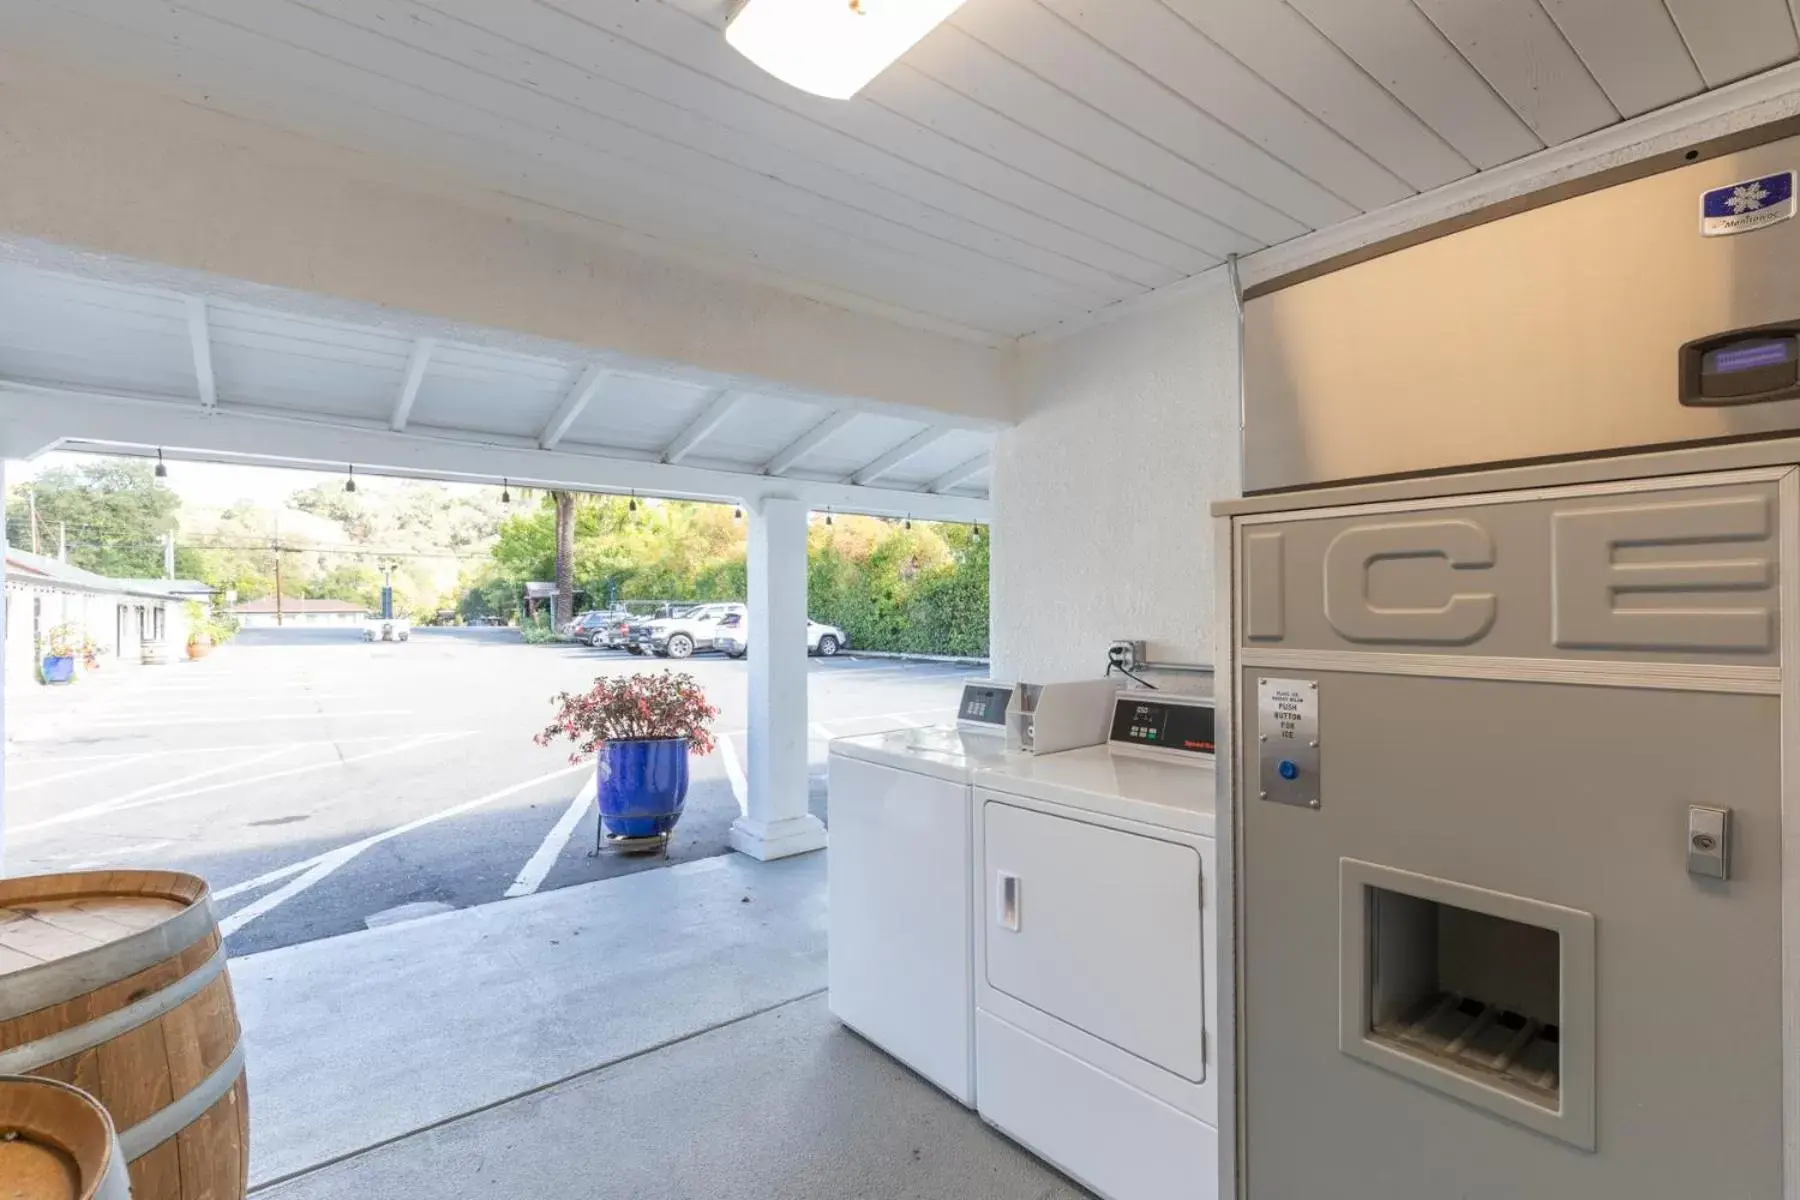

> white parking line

[
  {"left": 7, "top": 754, "right": 154, "bottom": 792},
  {"left": 64, "top": 841, "right": 177, "bottom": 870},
  {"left": 716, "top": 733, "right": 748, "bottom": 815},
  {"left": 12, "top": 733, "right": 464, "bottom": 833},
  {"left": 12, "top": 745, "right": 303, "bottom": 833},
  {"left": 219, "top": 762, "right": 590, "bottom": 938},
  {"left": 504, "top": 773, "right": 597, "bottom": 899},
  {"left": 85, "top": 710, "right": 412, "bottom": 727}
]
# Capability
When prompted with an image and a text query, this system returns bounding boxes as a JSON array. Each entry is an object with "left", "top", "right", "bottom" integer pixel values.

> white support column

[
  {"left": 731, "top": 495, "right": 827, "bottom": 861},
  {"left": 0, "top": 455, "right": 9, "bottom": 877}
]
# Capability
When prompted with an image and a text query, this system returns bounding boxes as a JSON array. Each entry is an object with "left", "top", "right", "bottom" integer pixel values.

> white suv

[
  {"left": 645, "top": 603, "right": 745, "bottom": 659},
  {"left": 714, "top": 612, "right": 846, "bottom": 658}
]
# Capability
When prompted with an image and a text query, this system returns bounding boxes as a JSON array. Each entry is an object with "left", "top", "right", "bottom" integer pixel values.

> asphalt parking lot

[{"left": 4, "top": 627, "right": 977, "bottom": 956}]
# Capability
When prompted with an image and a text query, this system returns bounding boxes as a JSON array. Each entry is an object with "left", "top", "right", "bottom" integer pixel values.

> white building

[
  {"left": 3, "top": 549, "right": 196, "bottom": 683},
  {"left": 230, "top": 597, "right": 369, "bottom": 629}
]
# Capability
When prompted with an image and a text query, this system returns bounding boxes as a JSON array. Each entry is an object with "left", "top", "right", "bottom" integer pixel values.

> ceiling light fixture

[
  {"left": 725, "top": 0, "right": 969, "bottom": 100},
  {"left": 154, "top": 449, "right": 168, "bottom": 479},
  {"left": 344, "top": 465, "right": 357, "bottom": 494}
]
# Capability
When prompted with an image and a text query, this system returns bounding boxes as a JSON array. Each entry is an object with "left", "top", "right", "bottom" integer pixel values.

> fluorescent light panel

[{"left": 725, "top": 0, "right": 969, "bottom": 100}]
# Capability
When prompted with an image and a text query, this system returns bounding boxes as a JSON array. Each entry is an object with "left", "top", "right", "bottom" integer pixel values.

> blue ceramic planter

[
  {"left": 41, "top": 655, "right": 74, "bottom": 684},
  {"left": 597, "top": 738, "right": 691, "bottom": 839}
]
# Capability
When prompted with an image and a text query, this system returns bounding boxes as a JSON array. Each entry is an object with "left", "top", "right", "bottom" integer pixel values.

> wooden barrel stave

[{"left": 0, "top": 871, "right": 248, "bottom": 1200}]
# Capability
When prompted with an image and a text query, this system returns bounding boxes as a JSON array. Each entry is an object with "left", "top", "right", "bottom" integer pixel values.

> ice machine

[{"left": 1217, "top": 129, "right": 1800, "bottom": 1199}]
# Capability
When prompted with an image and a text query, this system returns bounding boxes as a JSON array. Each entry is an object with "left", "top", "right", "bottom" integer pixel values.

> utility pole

[
  {"left": 57, "top": 522, "right": 66, "bottom": 563},
  {"left": 164, "top": 532, "right": 175, "bottom": 580},
  {"left": 273, "top": 513, "right": 284, "bottom": 627},
  {"left": 27, "top": 490, "right": 38, "bottom": 555}
]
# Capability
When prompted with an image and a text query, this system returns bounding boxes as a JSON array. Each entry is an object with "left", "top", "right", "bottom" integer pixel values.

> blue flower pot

[
  {"left": 597, "top": 738, "right": 691, "bottom": 839},
  {"left": 42, "top": 655, "right": 74, "bottom": 684}
]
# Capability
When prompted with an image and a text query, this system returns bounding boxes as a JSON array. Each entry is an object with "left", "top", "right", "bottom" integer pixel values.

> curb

[{"left": 839, "top": 650, "right": 990, "bottom": 667}]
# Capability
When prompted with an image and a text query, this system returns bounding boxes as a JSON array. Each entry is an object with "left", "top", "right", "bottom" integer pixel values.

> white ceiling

[
  {"left": 1, "top": 0, "right": 1794, "bottom": 344},
  {"left": 0, "top": 264, "right": 995, "bottom": 498}
]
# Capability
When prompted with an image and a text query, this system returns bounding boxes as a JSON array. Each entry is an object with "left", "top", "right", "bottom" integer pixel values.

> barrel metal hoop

[
  {"left": 0, "top": 895, "right": 217, "bottom": 1022},
  {"left": 118, "top": 1040, "right": 246, "bottom": 1162},
  {"left": 0, "top": 943, "right": 230, "bottom": 1075}
]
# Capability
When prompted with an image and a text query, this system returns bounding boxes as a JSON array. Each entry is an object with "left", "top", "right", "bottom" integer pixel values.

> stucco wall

[{"left": 991, "top": 272, "right": 1240, "bottom": 686}]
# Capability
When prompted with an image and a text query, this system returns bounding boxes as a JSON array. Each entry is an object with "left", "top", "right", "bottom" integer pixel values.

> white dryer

[
  {"left": 827, "top": 678, "right": 1119, "bottom": 1108},
  {"left": 972, "top": 691, "right": 1218, "bottom": 1200}
]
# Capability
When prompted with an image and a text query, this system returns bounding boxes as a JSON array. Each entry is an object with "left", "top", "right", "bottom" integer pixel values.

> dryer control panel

[{"left": 1108, "top": 693, "right": 1215, "bottom": 762}]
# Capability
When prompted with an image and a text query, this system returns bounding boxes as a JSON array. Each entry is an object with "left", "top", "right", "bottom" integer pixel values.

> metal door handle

[{"left": 998, "top": 872, "right": 1020, "bottom": 931}]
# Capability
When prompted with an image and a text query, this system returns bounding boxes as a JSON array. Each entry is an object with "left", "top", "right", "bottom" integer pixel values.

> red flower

[{"left": 535, "top": 670, "right": 718, "bottom": 759}]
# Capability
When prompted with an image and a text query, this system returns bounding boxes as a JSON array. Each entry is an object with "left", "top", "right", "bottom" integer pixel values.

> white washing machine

[
  {"left": 972, "top": 691, "right": 1218, "bottom": 1200},
  {"left": 827, "top": 678, "right": 1119, "bottom": 1107}
]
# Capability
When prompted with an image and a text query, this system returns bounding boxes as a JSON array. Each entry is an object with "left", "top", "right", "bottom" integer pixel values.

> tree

[
  {"left": 5, "top": 461, "right": 180, "bottom": 577},
  {"left": 552, "top": 490, "right": 576, "bottom": 626}
]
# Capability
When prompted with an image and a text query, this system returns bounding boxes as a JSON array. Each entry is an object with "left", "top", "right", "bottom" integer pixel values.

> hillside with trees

[{"left": 5, "top": 459, "right": 989, "bottom": 655}]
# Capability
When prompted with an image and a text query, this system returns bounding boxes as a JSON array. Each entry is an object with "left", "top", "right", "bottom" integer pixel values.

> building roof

[
  {"left": 4, "top": 550, "right": 189, "bottom": 600},
  {"left": 231, "top": 596, "right": 369, "bottom": 615},
  {"left": 115, "top": 578, "right": 215, "bottom": 597}
]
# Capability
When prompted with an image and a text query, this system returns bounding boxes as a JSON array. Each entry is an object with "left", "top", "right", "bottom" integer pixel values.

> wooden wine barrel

[
  {"left": 0, "top": 1075, "right": 130, "bottom": 1200},
  {"left": 0, "top": 871, "right": 248, "bottom": 1200}
]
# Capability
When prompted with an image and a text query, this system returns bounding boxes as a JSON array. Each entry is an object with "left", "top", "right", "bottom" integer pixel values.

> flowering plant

[
  {"left": 44, "top": 624, "right": 83, "bottom": 658},
  {"left": 534, "top": 671, "right": 719, "bottom": 763}
]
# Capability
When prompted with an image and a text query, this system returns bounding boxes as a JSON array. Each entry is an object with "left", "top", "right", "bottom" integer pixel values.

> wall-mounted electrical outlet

[{"left": 1107, "top": 640, "right": 1145, "bottom": 672}]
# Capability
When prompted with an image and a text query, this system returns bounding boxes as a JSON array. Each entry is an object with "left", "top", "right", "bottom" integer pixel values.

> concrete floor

[
  {"left": 241, "top": 849, "right": 1086, "bottom": 1199},
  {"left": 255, "top": 993, "right": 1088, "bottom": 1200}
]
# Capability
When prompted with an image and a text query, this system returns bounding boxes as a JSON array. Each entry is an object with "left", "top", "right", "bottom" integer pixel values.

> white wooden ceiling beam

[
  {"left": 660, "top": 389, "right": 742, "bottom": 464},
  {"left": 389, "top": 337, "right": 436, "bottom": 432},
  {"left": 185, "top": 297, "right": 217, "bottom": 411},
  {"left": 928, "top": 452, "right": 989, "bottom": 494},
  {"left": 851, "top": 427, "right": 950, "bottom": 486},
  {"left": 538, "top": 364, "right": 611, "bottom": 450},
  {"left": 1, "top": 382, "right": 989, "bottom": 522},
  {"left": 764, "top": 410, "right": 858, "bottom": 476}
]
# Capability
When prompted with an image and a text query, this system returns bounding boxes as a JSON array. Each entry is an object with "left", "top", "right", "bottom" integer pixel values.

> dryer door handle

[{"left": 997, "top": 871, "right": 1021, "bottom": 932}]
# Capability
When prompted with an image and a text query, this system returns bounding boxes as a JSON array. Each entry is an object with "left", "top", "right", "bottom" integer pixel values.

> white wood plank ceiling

[
  {"left": 0, "top": 264, "right": 996, "bottom": 499},
  {"left": 0, "top": 0, "right": 1795, "bottom": 344}
]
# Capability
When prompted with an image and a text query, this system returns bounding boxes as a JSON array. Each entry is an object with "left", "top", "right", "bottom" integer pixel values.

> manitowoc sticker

[{"left": 1701, "top": 171, "right": 1796, "bottom": 236}]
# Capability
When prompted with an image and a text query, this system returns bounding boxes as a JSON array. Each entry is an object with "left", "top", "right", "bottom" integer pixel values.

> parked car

[
  {"left": 638, "top": 603, "right": 745, "bottom": 659},
  {"left": 568, "top": 610, "right": 618, "bottom": 645},
  {"left": 617, "top": 603, "right": 695, "bottom": 654},
  {"left": 713, "top": 612, "right": 846, "bottom": 658},
  {"left": 363, "top": 616, "right": 411, "bottom": 642}
]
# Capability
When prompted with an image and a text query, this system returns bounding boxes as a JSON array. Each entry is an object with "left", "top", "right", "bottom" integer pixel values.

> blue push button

[{"left": 1278, "top": 760, "right": 1300, "bottom": 781}]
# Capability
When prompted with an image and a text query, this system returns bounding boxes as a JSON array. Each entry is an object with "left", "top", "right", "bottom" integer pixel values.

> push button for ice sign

[{"left": 1277, "top": 760, "right": 1300, "bottom": 781}]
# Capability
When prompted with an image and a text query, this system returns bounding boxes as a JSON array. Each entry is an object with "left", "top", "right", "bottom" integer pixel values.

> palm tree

[{"left": 552, "top": 489, "right": 576, "bottom": 628}]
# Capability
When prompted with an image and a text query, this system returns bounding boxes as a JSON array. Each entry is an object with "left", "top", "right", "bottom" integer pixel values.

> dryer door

[{"left": 982, "top": 799, "right": 1205, "bottom": 1081}]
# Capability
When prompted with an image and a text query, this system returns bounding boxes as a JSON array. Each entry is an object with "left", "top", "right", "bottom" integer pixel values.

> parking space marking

[
  {"left": 12, "top": 745, "right": 305, "bottom": 833},
  {"left": 63, "top": 841, "right": 177, "bottom": 870},
  {"left": 219, "top": 762, "right": 590, "bottom": 938},
  {"left": 85, "top": 710, "right": 413, "bottom": 728},
  {"left": 13, "top": 733, "right": 465, "bottom": 834},
  {"left": 504, "top": 773, "right": 597, "bottom": 899},
  {"left": 716, "top": 733, "right": 748, "bottom": 814},
  {"left": 7, "top": 754, "right": 154, "bottom": 792}
]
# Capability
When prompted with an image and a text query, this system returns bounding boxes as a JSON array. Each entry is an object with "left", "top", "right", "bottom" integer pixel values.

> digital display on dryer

[
  {"left": 958, "top": 684, "right": 1012, "bottom": 728},
  {"left": 1110, "top": 697, "right": 1215, "bottom": 755}
]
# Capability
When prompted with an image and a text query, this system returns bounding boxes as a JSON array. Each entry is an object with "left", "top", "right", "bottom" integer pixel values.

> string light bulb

[
  {"left": 344, "top": 465, "right": 356, "bottom": 494},
  {"left": 629, "top": 490, "right": 638, "bottom": 513},
  {"left": 971, "top": 523, "right": 981, "bottom": 541},
  {"left": 825, "top": 507, "right": 833, "bottom": 527},
  {"left": 904, "top": 515, "right": 912, "bottom": 530},
  {"left": 154, "top": 449, "right": 168, "bottom": 479},
  {"left": 733, "top": 506, "right": 743, "bottom": 521},
  {"left": 501, "top": 478, "right": 511, "bottom": 505}
]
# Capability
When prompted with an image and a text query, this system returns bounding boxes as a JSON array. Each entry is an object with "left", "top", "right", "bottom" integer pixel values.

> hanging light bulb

[
  {"left": 733, "top": 506, "right": 743, "bottom": 521},
  {"left": 629, "top": 489, "right": 638, "bottom": 513},
  {"left": 501, "top": 478, "right": 511, "bottom": 505},
  {"left": 344, "top": 465, "right": 356, "bottom": 494},
  {"left": 971, "top": 523, "right": 982, "bottom": 541},
  {"left": 825, "top": 507, "right": 833, "bottom": 527},
  {"left": 903, "top": 515, "right": 912, "bottom": 530},
  {"left": 154, "top": 448, "right": 168, "bottom": 479}
]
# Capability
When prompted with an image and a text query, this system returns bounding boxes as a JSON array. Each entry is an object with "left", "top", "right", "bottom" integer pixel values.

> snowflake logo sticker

[
  {"left": 1725, "top": 182, "right": 1771, "bottom": 213},
  {"left": 1703, "top": 171, "right": 1796, "bottom": 237}
]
